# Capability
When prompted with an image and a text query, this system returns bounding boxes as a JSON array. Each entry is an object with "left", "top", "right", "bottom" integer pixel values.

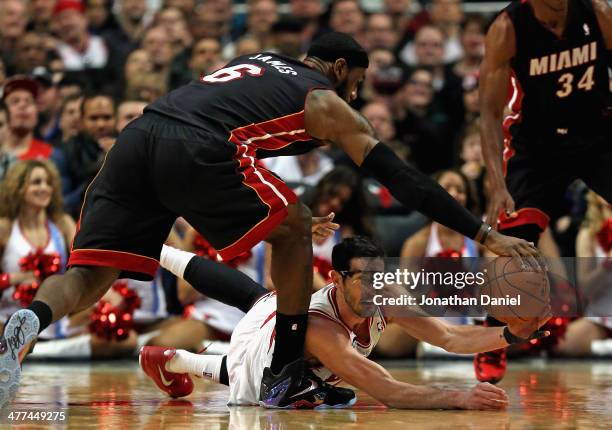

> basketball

[{"left": 481, "top": 257, "right": 550, "bottom": 326}]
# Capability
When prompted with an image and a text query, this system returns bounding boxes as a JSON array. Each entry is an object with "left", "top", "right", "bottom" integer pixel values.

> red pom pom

[
  {"left": 88, "top": 282, "right": 141, "bottom": 341},
  {"left": 13, "top": 250, "right": 62, "bottom": 307},
  {"left": 313, "top": 256, "right": 333, "bottom": 282},
  {"left": 436, "top": 248, "right": 462, "bottom": 259},
  {"left": 596, "top": 218, "right": 612, "bottom": 253}
]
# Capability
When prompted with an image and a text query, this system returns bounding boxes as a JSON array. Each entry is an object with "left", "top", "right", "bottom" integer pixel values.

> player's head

[
  {"left": 305, "top": 31, "right": 369, "bottom": 103},
  {"left": 331, "top": 236, "right": 385, "bottom": 317}
]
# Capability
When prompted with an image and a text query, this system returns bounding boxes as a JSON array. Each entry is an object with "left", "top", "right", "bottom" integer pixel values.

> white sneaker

[
  {"left": 592, "top": 339, "right": 612, "bottom": 356},
  {"left": 0, "top": 309, "right": 40, "bottom": 409}
]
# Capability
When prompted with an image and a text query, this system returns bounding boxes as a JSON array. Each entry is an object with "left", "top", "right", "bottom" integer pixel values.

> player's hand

[
  {"left": 312, "top": 212, "right": 340, "bottom": 242},
  {"left": 459, "top": 383, "right": 509, "bottom": 410},
  {"left": 506, "top": 307, "right": 552, "bottom": 339},
  {"left": 486, "top": 184, "right": 515, "bottom": 229},
  {"left": 484, "top": 230, "right": 544, "bottom": 271}
]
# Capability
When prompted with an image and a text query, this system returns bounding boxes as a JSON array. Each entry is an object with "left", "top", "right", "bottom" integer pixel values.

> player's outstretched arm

[
  {"left": 480, "top": 13, "right": 516, "bottom": 226},
  {"left": 390, "top": 316, "right": 549, "bottom": 354},
  {"left": 304, "top": 89, "right": 540, "bottom": 259},
  {"left": 305, "top": 317, "right": 508, "bottom": 410}
]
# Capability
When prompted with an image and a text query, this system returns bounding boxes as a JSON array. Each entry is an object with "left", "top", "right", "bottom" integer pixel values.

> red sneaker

[
  {"left": 139, "top": 346, "right": 194, "bottom": 398},
  {"left": 474, "top": 348, "right": 507, "bottom": 384}
]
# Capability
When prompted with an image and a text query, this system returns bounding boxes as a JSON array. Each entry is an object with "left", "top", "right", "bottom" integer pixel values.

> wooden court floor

[{"left": 3, "top": 360, "right": 611, "bottom": 429}]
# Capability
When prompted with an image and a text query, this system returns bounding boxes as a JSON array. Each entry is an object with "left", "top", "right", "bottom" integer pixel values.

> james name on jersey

[{"left": 248, "top": 54, "right": 298, "bottom": 75}]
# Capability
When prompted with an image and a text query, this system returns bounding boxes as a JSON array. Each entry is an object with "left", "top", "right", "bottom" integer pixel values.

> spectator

[
  {"left": 394, "top": 67, "right": 449, "bottom": 173},
  {"left": 33, "top": 68, "right": 62, "bottom": 144},
  {"left": 116, "top": 99, "right": 146, "bottom": 132},
  {"left": 383, "top": 0, "right": 414, "bottom": 32},
  {"left": 429, "top": 0, "right": 464, "bottom": 62},
  {"left": 141, "top": 26, "right": 174, "bottom": 82},
  {"left": 1, "top": 76, "right": 70, "bottom": 191},
  {"left": 29, "top": 0, "right": 59, "bottom": 34},
  {"left": 190, "top": 2, "right": 232, "bottom": 44},
  {"left": 245, "top": 0, "right": 279, "bottom": 51},
  {"left": 156, "top": 7, "right": 193, "bottom": 53},
  {"left": 362, "top": 101, "right": 409, "bottom": 163},
  {"left": 54, "top": 0, "right": 111, "bottom": 73},
  {"left": 12, "top": 33, "right": 49, "bottom": 75},
  {"left": 63, "top": 94, "right": 116, "bottom": 215},
  {"left": 0, "top": 0, "right": 29, "bottom": 73},
  {"left": 357, "top": 48, "right": 404, "bottom": 107},
  {"left": 57, "top": 73, "right": 87, "bottom": 103},
  {"left": 289, "top": 0, "right": 324, "bottom": 40},
  {"left": 86, "top": 0, "right": 114, "bottom": 33},
  {"left": 125, "top": 72, "right": 167, "bottom": 103},
  {"left": 0, "top": 101, "right": 16, "bottom": 180},
  {"left": 329, "top": 0, "right": 365, "bottom": 39},
  {"left": 103, "top": 0, "right": 151, "bottom": 61},
  {"left": 364, "top": 13, "right": 397, "bottom": 51},
  {"left": 458, "top": 122, "right": 483, "bottom": 182},
  {"left": 168, "top": 37, "right": 221, "bottom": 90},
  {"left": 165, "top": 0, "right": 197, "bottom": 18},
  {"left": 55, "top": 94, "right": 83, "bottom": 147},
  {"left": 452, "top": 14, "right": 486, "bottom": 79},
  {"left": 235, "top": 36, "right": 263, "bottom": 57},
  {"left": 270, "top": 17, "right": 306, "bottom": 59}
]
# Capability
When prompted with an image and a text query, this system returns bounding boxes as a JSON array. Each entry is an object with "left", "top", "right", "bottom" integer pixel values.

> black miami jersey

[
  {"left": 503, "top": 0, "right": 610, "bottom": 142},
  {"left": 146, "top": 53, "right": 333, "bottom": 158}
]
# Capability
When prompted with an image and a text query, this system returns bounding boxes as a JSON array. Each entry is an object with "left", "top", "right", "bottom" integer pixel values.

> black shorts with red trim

[
  {"left": 502, "top": 132, "right": 612, "bottom": 232},
  {"left": 69, "top": 112, "right": 297, "bottom": 281}
]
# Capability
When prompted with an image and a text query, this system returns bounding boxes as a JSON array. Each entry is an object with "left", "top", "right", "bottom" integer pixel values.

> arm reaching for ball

[{"left": 304, "top": 89, "right": 540, "bottom": 259}]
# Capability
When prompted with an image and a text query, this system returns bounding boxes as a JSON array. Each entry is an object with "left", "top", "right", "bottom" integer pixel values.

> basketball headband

[{"left": 307, "top": 34, "right": 369, "bottom": 69}]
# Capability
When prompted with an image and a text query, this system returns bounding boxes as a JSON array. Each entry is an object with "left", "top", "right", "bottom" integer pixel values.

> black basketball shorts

[
  {"left": 69, "top": 112, "right": 297, "bottom": 280},
  {"left": 499, "top": 131, "right": 611, "bottom": 233}
]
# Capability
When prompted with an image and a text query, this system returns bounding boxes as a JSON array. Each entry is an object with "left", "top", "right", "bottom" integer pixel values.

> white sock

[
  {"left": 166, "top": 349, "right": 223, "bottom": 382},
  {"left": 160, "top": 245, "right": 195, "bottom": 279},
  {"left": 29, "top": 334, "right": 92, "bottom": 359}
]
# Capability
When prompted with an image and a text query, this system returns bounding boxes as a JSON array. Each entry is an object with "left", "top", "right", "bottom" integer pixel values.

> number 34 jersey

[
  {"left": 146, "top": 53, "right": 333, "bottom": 158},
  {"left": 504, "top": 0, "right": 610, "bottom": 140}
]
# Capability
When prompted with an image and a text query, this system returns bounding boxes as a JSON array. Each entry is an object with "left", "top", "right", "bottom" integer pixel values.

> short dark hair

[
  {"left": 332, "top": 236, "right": 385, "bottom": 272},
  {"left": 306, "top": 31, "right": 369, "bottom": 68}
]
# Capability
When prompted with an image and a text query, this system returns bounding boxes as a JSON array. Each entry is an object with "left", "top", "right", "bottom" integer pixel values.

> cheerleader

[
  {"left": 376, "top": 169, "right": 478, "bottom": 358},
  {"left": 557, "top": 192, "right": 612, "bottom": 356},
  {"left": 0, "top": 160, "right": 75, "bottom": 340}
]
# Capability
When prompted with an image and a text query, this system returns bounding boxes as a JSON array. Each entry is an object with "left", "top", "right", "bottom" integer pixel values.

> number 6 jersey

[
  {"left": 503, "top": 0, "right": 610, "bottom": 141},
  {"left": 146, "top": 53, "right": 333, "bottom": 158}
]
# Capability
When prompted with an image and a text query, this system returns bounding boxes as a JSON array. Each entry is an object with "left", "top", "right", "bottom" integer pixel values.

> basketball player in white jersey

[{"left": 142, "top": 237, "right": 549, "bottom": 409}]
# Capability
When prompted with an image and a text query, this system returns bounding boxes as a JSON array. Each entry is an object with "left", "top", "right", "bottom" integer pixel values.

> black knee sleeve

[{"left": 183, "top": 255, "right": 268, "bottom": 313}]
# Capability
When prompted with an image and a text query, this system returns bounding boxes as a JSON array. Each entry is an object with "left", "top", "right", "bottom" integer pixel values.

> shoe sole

[
  {"left": 0, "top": 310, "right": 39, "bottom": 409},
  {"left": 258, "top": 395, "right": 357, "bottom": 410}
]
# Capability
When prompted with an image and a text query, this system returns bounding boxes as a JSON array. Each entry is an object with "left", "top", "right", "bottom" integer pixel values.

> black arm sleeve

[
  {"left": 183, "top": 256, "right": 268, "bottom": 313},
  {"left": 361, "top": 142, "right": 482, "bottom": 239}
]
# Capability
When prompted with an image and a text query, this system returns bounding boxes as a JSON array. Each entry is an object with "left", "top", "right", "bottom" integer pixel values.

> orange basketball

[{"left": 481, "top": 257, "right": 550, "bottom": 324}]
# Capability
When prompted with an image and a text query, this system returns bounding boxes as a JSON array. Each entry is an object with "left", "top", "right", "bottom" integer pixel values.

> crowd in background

[{"left": 0, "top": 0, "right": 610, "bottom": 360}]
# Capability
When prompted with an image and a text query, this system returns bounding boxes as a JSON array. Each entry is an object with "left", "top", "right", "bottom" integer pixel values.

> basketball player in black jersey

[
  {"left": 1, "top": 32, "right": 540, "bottom": 410},
  {"left": 477, "top": 0, "right": 611, "bottom": 383}
]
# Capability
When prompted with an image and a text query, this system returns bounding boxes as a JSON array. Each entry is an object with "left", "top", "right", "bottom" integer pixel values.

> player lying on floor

[{"left": 141, "top": 237, "right": 550, "bottom": 409}]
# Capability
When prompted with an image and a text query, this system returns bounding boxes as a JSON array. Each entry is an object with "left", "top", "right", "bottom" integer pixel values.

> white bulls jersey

[
  {"left": 0, "top": 221, "right": 69, "bottom": 339},
  {"left": 227, "top": 284, "right": 386, "bottom": 405}
]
